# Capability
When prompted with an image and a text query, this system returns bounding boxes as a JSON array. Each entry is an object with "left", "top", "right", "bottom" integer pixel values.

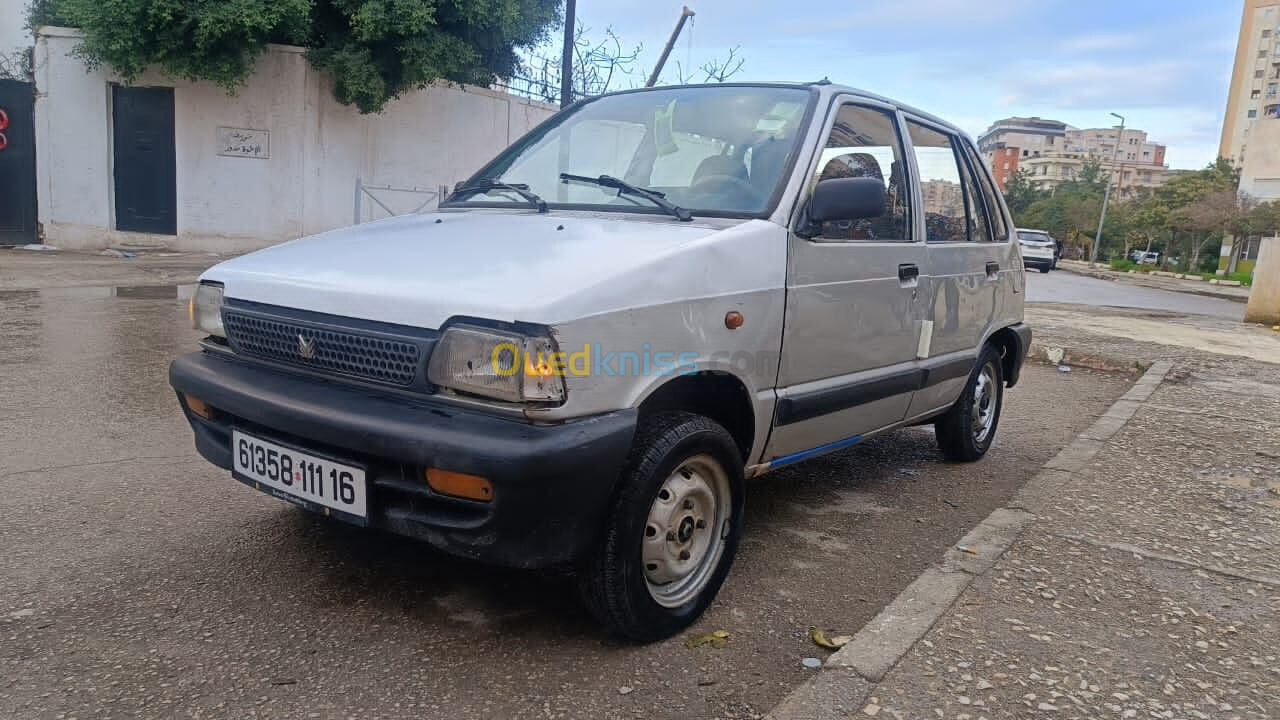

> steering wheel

[{"left": 688, "top": 174, "right": 762, "bottom": 206}]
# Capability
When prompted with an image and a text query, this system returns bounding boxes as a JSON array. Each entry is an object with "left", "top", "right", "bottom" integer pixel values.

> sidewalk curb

[
  {"left": 766, "top": 360, "right": 1173, "bottom": 720},
  {"left": 1027, "top": 341, "right": 1147, "bottom": 375},
  {"left": 1056, "top": 263, "right": 1249, "bottom": 304}
]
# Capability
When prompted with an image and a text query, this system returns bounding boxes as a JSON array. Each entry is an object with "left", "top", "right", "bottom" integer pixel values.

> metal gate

[
  {"left": 0, "top": 79, "right": 37, "bottom": 245},
  {"left": 112, "top": 85, "right": 177, "bottom": 235}
]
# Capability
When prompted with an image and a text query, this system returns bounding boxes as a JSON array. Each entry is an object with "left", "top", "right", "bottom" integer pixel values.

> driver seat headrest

[{"left": 692, "top": 154, "right": 748, "bottom": 184}]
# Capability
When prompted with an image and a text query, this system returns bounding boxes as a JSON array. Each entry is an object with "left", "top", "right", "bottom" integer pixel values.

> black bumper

[
  {"left": 1005, "top": 322, "right": 1032, "bottom": 388},
  {"left": 169, "top": 351, "right": 637, "bottom": 568}
]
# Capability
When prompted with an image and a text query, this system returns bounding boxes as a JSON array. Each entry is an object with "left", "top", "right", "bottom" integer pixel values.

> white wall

[
  {"left": 1242, "top": 118, "right": 1280, "bottom": 202},
  {"left": 33, "top": 27, "right": 558, "bottom": 251},
  {"left": 1, "top": 0, "right": 28, "bottom": 59}
]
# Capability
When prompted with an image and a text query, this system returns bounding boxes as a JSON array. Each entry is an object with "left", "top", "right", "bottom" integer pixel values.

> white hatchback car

[
  {"left": 1017, "top": 228, "right": 1057, "bottom": 272},
  {"left": 171, "top": 82, "right": 1031, "bottom": 640}
]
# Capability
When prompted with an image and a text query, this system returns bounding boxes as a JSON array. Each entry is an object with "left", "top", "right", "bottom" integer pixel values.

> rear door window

[{"left": 906, "top": 121, "right": 975, "bottom": 243}]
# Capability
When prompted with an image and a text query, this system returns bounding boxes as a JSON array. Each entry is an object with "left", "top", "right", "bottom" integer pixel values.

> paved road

[
  {"left": 0, "top": 282, "right": 1130, "bottom": 720},
  {"left": 1025, "top": 269, "right": 1245, "bottom": 320}
]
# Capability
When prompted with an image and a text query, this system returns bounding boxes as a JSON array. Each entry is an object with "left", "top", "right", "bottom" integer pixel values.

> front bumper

[{"left": 169, "top": 351, "right": 637, "bottom": 568}]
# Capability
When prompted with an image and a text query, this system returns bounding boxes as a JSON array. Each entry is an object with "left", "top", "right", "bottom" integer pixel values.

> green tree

[
  {"left": 1002, "top": 167, "right": 1045, "bottom": 217},
  {"left": 36, "top": 0, "right": 560, "bottom": 113},
  {"left": 1076, "top": 156, "right": 1107, "bottom": 188}
]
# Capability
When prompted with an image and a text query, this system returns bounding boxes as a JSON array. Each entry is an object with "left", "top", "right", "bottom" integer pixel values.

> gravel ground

[{"left": 0, "top": 277, "right": 1131, "bottom": 720}]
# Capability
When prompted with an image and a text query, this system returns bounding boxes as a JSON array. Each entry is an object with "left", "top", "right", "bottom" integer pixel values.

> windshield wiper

[
  {"left": 558, "top": 173, "right": 693, "bottom": 222},
  {"left": 451, "top": 179, "right": 548, "bottom": 213}
]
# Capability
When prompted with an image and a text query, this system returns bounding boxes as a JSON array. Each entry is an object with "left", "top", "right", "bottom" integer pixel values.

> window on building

[
  {"left": 1257, "top": 70, "right": 1266, "bottom": 78},
  {"left": 1270, "top": 83, "right": 1279, "bottom": 97},
  {"left": 1143, "top": 151, "right": 1151, "bottom": 158},
  {"left": 1249, "top": 109, "right": 1259, "bottom": 118},
  {"left": 1266, "top": 29, "right": 1274, "bottom": 38},
  {"left": 1261, "top": 50, "right": 1268, "bottom": 58},
  {"left": 1254, "top": 89, "right": 1263, "bottom": 99}
]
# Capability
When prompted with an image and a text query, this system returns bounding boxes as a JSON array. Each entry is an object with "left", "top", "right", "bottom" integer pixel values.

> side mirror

[{"left": 808, "top": 177, "right": 887, "bottom": 223}]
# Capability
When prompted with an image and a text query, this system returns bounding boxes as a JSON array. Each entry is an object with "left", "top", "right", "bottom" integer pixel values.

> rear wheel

[
  {"left": 579, "top": 412, "right": 744, "bottom": 641},
  {"left": 935, "top": 344, "right": 1004, "bottom": 462},
  {"left": 1038, "top": 264, "right": 1051, "bottom": 273}
]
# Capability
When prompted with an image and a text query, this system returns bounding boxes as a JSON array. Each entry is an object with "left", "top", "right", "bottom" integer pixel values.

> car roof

[
  {"left": 583, "top": 82, "right": 972, "bottom": 140},
  {"left": 1015, "top": 228, "right": 1052, "bottom": 234}
]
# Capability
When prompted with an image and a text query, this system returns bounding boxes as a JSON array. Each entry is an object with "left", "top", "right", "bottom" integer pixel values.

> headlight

[
  {"left": 190, "top": 282, "right": 225, "bottom": 337},
  {"left": 427, "top": 325, "right": 566, "bottom": 404}
]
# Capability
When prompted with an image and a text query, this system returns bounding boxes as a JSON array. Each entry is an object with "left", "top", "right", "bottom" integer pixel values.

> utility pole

[
  {"left": 1090, "top": 112, "right": 1125, "bottom": 268},
  {"left": 559, "top": 0, "right": 576, "bottom": 108},
  {"left": 646, "top": 6, "right": 696, "bottom": 87}
]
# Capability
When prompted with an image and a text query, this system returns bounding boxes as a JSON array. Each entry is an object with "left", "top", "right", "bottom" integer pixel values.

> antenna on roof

[{"left": 813, "top": 77, "right": 832, "bottom": 86}]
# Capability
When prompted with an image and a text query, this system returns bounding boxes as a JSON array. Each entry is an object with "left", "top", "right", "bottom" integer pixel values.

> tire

[
  {"left": 935, "top": 344, "right": 1004, "bottom": 462},
  {"left": 1038, "top": 265, "right": 1051, "bottom": 273},
  {"left": 579, "top": 411, "right": 744, "bottom": 642}
]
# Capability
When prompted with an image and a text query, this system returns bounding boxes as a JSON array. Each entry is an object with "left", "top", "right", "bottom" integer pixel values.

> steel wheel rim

[
  {"left": 641, "top": 454, "right": 731, "bottom": 609},
  {"left": 972, "top": 362, "right": 997, "bottom": 444}
]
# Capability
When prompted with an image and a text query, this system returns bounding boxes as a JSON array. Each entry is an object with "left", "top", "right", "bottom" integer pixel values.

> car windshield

[
  {"left": 449, "top": 85, "right": 813, "bottom": 217},
  {"left": 1017, "top": 231, "right": 1051, "bottom": 243}
]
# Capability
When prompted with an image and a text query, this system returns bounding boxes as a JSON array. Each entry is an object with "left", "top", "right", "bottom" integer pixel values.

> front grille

[{"left": 223, "top": 311, "right": 421, "bottom": 387}]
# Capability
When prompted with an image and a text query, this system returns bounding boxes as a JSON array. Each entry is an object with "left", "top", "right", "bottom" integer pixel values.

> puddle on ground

[{"left": 0, "top": 284, "right": 195, "bottom": 301}]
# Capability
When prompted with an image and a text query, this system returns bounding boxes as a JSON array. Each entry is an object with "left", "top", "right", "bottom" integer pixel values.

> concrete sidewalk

[
  {"left": 1056, "top": 259, "right": 1252, "bottom": 304},
  {"left": 770, "top": 308, "right": 1280, "bottom": 719}
]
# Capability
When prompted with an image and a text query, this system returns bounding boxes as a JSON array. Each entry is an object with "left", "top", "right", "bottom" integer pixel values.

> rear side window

[
  {"left": 961, "top": 141, "right": 1009, "bottom": 242},
  {"left": 907, "top": 121, "right": 975, "bottom": 243},
  {"left": 810, "top": 104, "right": 911, "bottom": 242},
  {"left": 954, "top": 146, "right": 992, "bottom": 242}
]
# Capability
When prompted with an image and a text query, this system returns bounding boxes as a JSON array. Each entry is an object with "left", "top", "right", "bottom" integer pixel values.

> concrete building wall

[
  {"left": 1221, "top": 0, "right": 1280, "bottom": 166},
  {"left": 990, "top": 147, "right": 1020, "bottom": 190},
  {"left": 1240, "top": 112, "right": 1280, "bottom": 201},
  {"left": 33, "top": 27, "right": 557, "bottom": 252}
]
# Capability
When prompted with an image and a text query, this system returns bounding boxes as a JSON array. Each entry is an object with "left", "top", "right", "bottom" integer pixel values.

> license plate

[{"left": 231, "top": 430, "right": 368, "bottom": 523}]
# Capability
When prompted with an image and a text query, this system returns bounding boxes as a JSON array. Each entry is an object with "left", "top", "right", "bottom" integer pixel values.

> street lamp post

[{"left": 1089, "top": 112, "right": 1126, "bottom": 268}]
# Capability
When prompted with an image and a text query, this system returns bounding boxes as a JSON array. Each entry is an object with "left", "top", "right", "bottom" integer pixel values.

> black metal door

[
  {"left": 112, "top": 85, "right": 176, "bottom": 235},
  {"left": 0, "top": 79, "right": 37, "bottom": 245}
]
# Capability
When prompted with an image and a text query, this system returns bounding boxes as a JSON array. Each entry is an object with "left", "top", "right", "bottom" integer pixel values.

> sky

[{"left": 541, "top": 0, "right": 1242, "bottom": 170}]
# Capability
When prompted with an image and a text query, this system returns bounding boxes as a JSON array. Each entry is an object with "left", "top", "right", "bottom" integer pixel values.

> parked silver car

[{"left": 171, "top": 82, "right": 1030, "bottom": 640}]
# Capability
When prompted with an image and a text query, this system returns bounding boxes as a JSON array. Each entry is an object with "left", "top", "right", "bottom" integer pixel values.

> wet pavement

[
  {"left": 0, "top": 280, "right": 1131, "bottom": 720},
  {"left": 1025, "top": 270, "right": 1246, "bottom": 321}
]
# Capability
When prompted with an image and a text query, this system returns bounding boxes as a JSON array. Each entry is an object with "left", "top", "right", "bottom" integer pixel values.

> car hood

[{"left": 203, "top": 211, "right": 743, "bottom": 329}]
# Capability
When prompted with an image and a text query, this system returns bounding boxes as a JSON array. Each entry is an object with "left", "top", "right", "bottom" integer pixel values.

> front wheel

[
  {"left": 579, "top": 412, "right": 744, "bottom": 641},
  {"left": 935, "top": 344, "right": 1004, "bottom": 462}
]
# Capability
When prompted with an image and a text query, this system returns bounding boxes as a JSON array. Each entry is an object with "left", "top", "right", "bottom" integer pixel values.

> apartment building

[
  {"left": 979, "top": 116, "right": 1172, "bottom": 197},
  {"left": 976, "top": 117, "right": 1069, "bottom": 189},
  {"left": 1219, "top": 0, "right": 1280, "bottom": 169}
]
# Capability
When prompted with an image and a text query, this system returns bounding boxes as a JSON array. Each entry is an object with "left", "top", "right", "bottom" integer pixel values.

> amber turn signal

[
  {"left": 724, "top": 311, "right": 744, "bottom": 330},
  {"left": 183, "top": 393, "right": 214, "bottom": 420},
  {"left": 425, "top": 468, "right": 494, "bottom": 502}
]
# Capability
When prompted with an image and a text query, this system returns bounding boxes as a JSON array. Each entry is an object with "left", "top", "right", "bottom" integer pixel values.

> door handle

[
  {"left": 985, "top": 261, "right": 1000, "bottom": 278},
  {"left": 898, "top": 263, "right": 919, "bottom": 285}
]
